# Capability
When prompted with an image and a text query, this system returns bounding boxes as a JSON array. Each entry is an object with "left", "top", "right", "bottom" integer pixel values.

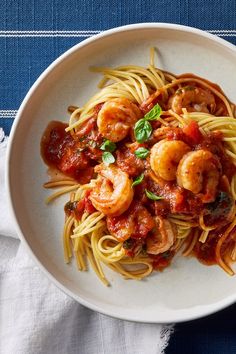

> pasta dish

[{"left": 41, "top": 49, "right": 236, "bottom": 285}]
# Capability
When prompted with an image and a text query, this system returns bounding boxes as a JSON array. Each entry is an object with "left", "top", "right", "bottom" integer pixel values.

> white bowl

[{"left": 6, "top": 23, "right": 236, "bottom": 323}]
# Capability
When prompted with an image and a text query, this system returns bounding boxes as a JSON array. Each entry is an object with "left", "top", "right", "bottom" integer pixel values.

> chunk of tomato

[{"left": 183, "top": 120, "right": 202, "bottom": 144}]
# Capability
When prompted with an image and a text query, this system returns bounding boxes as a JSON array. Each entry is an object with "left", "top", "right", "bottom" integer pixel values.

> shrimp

[
  {"left": 97, "top": 98, "right": 142, "bottom": 142},
  {"left": 90, "top": 164, "right": 134, "bottom": 216},
  {"left": 176, "top": 149, "right": 222, "bottom": 203},
  {"left": 150, "top": 139, "right": 191, "bottom": 181},
  {"left": 153, "top": 126, "right": 182, "bottom": 142},
  {"left": 107, "top": 202, "right": 155, "bottom": 242},
  {"left": 146, "top": 217, "right": 176, "bottom": 255},
  {"left": 169, "top": 86, "right": 216, "bottom": 114}
]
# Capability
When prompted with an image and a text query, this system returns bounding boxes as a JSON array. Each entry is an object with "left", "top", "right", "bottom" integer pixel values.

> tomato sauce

[
  {"left": 192, "top": 224, "right": 236, "bottom": 266},
  {"left": 41, "top": 120, "right": 102, "bottom": 184},
  {"left": 146, "top": 177, "right": 203, "bottom": 215},
  {"left": 107, "top": 201, "right": 155, "bottom": 241},
  {"left": 64, "top": 190, "right": 96, "bottom": 221},
  {"left": 150, "top": 251, "right": 175, "bottom": 271},
  {"left": 193, "top": 234, "right": 219, "bottom": 265},
  {"left": 116, "top": 146, "right": 146, "bottom": 177}
]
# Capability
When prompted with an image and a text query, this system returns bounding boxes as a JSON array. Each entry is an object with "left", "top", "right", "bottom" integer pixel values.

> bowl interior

[{"left": 8, "top": 24, "right": 236, "bottom": 323}]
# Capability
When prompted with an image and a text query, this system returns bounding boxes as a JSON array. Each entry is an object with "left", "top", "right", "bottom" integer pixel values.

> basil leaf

[
  {"left": 134, "top": 147, "right": 149, "bottom": 159},
  {"left": 100, "top": 139, "right": 116, "bottom": 152},
  {"left": 132, "top": 173, "right": 144, "bottom": 187},
  {"left": 144, "top": 103, "right": 162, "bottom": 121},
  {"left": 102, "top": 151, "right": 115, "bottom": 165},
  {"left": 145, "top": 189, "right": 163, "bottom": 201},
  {"left": 134, "top": 119, "right": 152, "bottom": 143}
]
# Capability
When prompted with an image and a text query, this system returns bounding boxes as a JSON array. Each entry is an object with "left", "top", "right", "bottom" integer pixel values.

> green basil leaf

[
  {"left": 134, "top": 147, "right": 149, "bottom": 159},
  {"left": 144, "top": 103, "right": 162, "bottom": 121},
  {"left": 102, "top": 151, "right": 115, "bottom": 165},
  {"left": 132, "top": 173, "right": 144, "bottom": 187},
  {"left": 100, "top": 139, "right": 117, "bottom": 152},
  {"left": 145, "top": 189, "right": 163, "bottom": 201},
  {"left": 134, "top": 119, "right": 152, "bottom": 143}
]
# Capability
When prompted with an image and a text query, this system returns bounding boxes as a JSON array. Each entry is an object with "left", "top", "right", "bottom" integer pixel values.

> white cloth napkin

[{"left": 0, "top": 128, "right": 173, "bottom": 354}]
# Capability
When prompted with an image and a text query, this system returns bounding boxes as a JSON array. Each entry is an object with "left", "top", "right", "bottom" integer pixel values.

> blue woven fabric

[
  {"left": 1, "top": 0, "right": 236, "bottom": 353},
  {"left": 0, "top": 0, "right": 236, "bottom": 125}
]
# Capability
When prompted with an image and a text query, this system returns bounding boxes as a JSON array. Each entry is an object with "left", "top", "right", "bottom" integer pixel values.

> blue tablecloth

[{"left": 1, "top": 1, "right": 236, "bottom": 353}]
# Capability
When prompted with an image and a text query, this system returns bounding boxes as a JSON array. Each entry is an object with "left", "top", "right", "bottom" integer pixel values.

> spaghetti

[{"left": 41, "top": 49, "right": 236, "bottom": 285}]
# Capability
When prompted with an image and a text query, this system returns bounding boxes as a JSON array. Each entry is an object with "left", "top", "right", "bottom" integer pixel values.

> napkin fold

[{"left": 0, "top": 129, "right": 173, "bottom": 354}]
